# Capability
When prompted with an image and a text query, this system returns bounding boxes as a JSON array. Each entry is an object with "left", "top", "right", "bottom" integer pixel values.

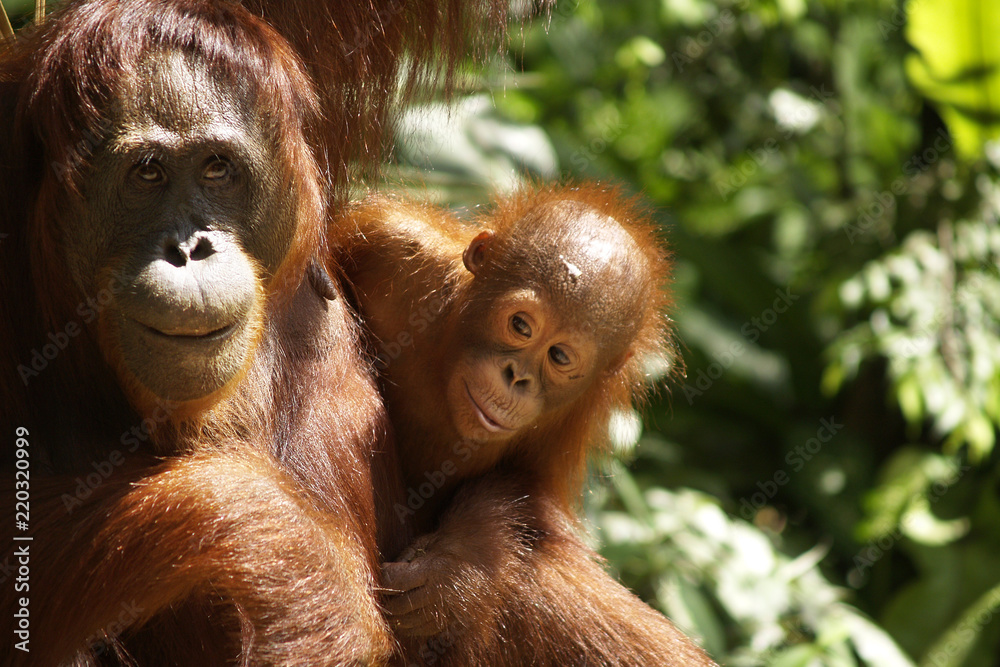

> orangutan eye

[
  {"left": 202, "top": 157, "right": 232, "bottom": 182},
  {"left": 133, "top": 160, "right": 165, "bottom": 184},
  {"left": 511, "top": 314, "right": 531, "bottom": 338},
  {"left": 549, "top": 346, "right": 571, "bottom": 366}
]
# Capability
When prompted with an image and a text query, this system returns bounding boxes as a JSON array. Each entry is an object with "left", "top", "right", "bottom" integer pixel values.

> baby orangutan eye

[
  {"left": 549, "top": 346, "right": 571, "bottom": 366},
  {"left": 511, "top": 314, "right": 531, "bottom": 338}
]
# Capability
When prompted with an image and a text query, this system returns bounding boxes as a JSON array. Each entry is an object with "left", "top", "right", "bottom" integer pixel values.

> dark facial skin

[{"left": 63, "top": 52, "right": 295, "bottom": 402}]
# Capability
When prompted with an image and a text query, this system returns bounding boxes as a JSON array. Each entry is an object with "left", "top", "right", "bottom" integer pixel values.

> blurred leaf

[
  {"left": 609, "top": 460, "right": 654, "bottom": 525},
  {"left": 830, "top": 220, "right": 1000, "bottom": 458},
  {"left": 858, "top": 448, "right": 966, "bottom": 542},
  {"left": 391, "top": 95, "right": 558, "bottom": 198},
  {"left": 882, "top": 541, "right": 1000, "bottom": 664},
  {"left": 840, "top": 610, "right": 920, "bottom": 667},
  {"left": 657, "top": 572, "right": 727, "bottom": 657},
  {"left": 900, "top": 497, "right": 970, "bottom": 545},
  {"left": 594, "top": 487, "right": 914, "bottom": 666},
  {"left": 905, "top": 0, "right": 1000, "bottom": 159},
  {"left": 615, "top": 36, "right": 666, "bottom": 69},
  {"left": 919, "top": 582, "right": 1000, "bottom": 667},
  {"left": 3, "top": 0, "right": 33, "bottom": 21},
  {"left": 770, "top": 644, "right": 822, "bottom": 667}
]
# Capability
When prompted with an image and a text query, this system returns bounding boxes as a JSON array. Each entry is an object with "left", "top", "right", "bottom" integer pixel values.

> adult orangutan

[
  {"left": 0, "top": 0, "right": 518, "bottom": 663},
  {"left": 340, "top": 185, "right": 716, "bottom": 665}
]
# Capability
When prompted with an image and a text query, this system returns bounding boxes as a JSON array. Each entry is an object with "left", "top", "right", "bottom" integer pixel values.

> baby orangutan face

[
  {"left": 441, "top": 198, "right": 651, "bottom": 444},
  {"left": 445, "top": 284, "right": 601, "bottom": 442}
]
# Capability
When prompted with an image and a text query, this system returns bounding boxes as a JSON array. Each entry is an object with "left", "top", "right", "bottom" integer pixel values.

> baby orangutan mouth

[{"left": 465, "top": 382, "right": 512, "bottom": 432}]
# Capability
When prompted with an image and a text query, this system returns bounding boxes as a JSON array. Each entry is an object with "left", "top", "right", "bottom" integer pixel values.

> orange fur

[{"left": 341, "top": 183, "right": 715, "bottom": 665}]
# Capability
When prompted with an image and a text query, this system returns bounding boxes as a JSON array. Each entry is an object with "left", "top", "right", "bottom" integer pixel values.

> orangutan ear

[
  {"left": 462, "top": 230, "right": 495, "bottom": 276},
  {"left": 604, "top": 351, "right": 635, "bottom": 377}
]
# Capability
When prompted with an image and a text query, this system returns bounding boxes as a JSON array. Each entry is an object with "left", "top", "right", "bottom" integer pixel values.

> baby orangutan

[{"left": 341, "top": 184, "right": 715, "bottom": 666}]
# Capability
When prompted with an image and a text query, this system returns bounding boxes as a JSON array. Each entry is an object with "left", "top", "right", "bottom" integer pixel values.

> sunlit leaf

[
  {"left": 839, "top": 609, "right": 919, "bottom": 667},
  {"left": 900, "top": 497, "right": 970, "bottom": 545},
  {"left": 770, "top": 644, "right": 823, "bottom": 667},
  {"left": 905, "top": 0, "right": 1000, "bottom": 159}
]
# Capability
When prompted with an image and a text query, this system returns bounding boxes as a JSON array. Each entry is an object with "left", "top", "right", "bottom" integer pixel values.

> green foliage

[
  {"left": 591, "top": 463, "right": 916, "bottom": 667},
  {"left": 828, "top": 219, "right": 1000, "bottom": 458},
  {"left": 855, "top": 448, "right": 970, "bottom": 546},
  {"left": 905, "top": 0, "right": 1000, "bottom": 159},
  {"left": 919, "top": 583, "right": 1000, "bottom": 667},
  {"left": 2, "top": 0, "right": 37, "bottom": 28}
]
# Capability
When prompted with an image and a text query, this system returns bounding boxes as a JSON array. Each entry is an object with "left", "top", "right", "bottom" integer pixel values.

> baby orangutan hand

[
  {"left": 381, "top": 479, "right": 534, "bottom": 639},
  {"left": 381, "top": 533, "right": 456, "bottom": 637}
]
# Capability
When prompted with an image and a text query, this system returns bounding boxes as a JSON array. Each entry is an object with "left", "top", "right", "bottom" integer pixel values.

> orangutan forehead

[
  {"left": 527, "top": 253, "right": 646, "bottom": 345},
  {"left": 475, "top": 199, "right": 652, "bottom": 348},
  {"left": 518, "top": 200, "right": 632, "bottom": 244},
  {"left": 114, "top": 51, "right": 251, "bottom": 136},
  {"left": 505, "top": 203, "right": 641, "bottom": 295}
]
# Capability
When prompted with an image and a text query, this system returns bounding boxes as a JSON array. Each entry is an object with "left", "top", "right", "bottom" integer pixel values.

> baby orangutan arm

[
  {"left": 381, "top": 472, "right": 533, "bottom": 639},
  {"left": 381, "top": 469, "right": 716, "bottom": 666}
]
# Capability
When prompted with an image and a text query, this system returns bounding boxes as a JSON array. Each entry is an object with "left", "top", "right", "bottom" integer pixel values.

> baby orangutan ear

[
  {"left": 605, "top": 351, "right": 635, "bottom": 377},
  {"left": 463, "top": 230, "right": 495, "bottom": 276}
]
